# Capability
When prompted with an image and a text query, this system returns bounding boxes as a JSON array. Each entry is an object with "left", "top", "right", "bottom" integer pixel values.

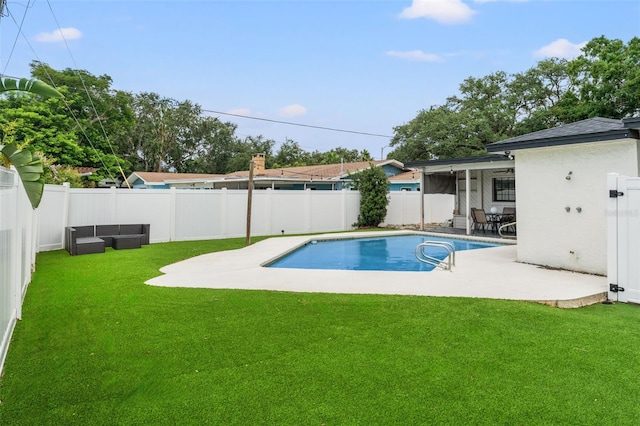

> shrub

[{"left": 350, "top": 163, "right": 389, "bottom": 227}]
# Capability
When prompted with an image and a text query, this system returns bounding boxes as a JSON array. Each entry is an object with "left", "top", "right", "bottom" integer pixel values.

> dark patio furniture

[
  {"left": 112, "top": 234, "right": 142, "bottom": 250},
  {"left": 65, "top": 224, "right": 150, "bottom": 255}
]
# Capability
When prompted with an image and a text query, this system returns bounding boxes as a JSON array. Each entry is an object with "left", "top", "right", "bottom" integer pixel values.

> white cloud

[
  {"left": 34, "top": 27, "right": 82, "bottom": 43},
  {"left": 386, "top": 50, "right": 444, "bottom": 62},
  {"left": 399, "top": 0, "right": 476, "bottom": 24},
  {"left": 278, "top": 104, "right": 307, "bottom": 118},
  {"left": 534, "top": 38, "right": 587, "bottom": 59}
]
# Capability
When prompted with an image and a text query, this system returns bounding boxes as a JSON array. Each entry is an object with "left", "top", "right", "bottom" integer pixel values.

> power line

[
  {"left": 2, "top": 1, "right": 120, "bottom": 185},
  {"left": 0, "top": 0, "right": 32, "bottom": 75},
  {"left": 202, "top": 108, "right": 394, "bottom": 139}
]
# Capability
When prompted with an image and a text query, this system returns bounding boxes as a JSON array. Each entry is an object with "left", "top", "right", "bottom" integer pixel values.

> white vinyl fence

[
  {"left": 0, "top": 167, "right": 38, "bottom": 375},
  {"left": 383, "top": 192, "right": 455, "bottom": 227},
  {"left": 37, "top": 186, "right": 455, "bottom": 252}
]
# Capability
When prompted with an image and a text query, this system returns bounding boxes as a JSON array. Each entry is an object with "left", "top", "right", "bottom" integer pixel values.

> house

[
  {"left": 408, "top": 117, "right": 640, "bottom": 275},
  {"left": 124, "top": 172, "right": 225, "bottom": 189},
  {"left": 124, "top": 155, "right": 419, "bottom": 191}
]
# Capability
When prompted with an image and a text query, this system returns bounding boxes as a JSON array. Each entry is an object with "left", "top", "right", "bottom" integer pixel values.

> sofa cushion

[
  {"left": 120, "top": 224, "right": 143, "bottom": 235},
  {"left": 74, "top": 225, "right": 95, "bottom": 238},
  {"left": 96, "top": 224, "right": 120, "bottom": 236}
]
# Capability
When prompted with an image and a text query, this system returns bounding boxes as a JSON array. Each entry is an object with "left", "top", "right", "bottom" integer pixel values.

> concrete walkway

[{"left": 146, "top": 231, "right": 608, "bottom": 308}]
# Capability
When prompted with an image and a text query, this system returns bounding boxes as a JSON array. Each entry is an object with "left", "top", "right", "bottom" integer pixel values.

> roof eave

[
  {"left": 487, "top": 129, "right": 639, "bottom": 152},
  {"left": 406, "top": 155, "right": 513, "bottom": 172}
]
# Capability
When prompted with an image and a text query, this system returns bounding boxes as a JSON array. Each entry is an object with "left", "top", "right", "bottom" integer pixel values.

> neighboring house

[
  {"left": 124, "top": 156, "right": 419, "bottom": 191},
  {"left": 124, "top": 172, "right": 224, "bottom": 189},
  {"left": 409, "top": 116, "right": 640, "bottom": 276},
  {"left": 388, "top": 170, "right": 422, "bottom": 191}
]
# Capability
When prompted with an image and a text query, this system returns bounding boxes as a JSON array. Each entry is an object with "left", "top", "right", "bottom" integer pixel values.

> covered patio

[{"left": 407, "top": 154, "right": 516, "bottom": 236}]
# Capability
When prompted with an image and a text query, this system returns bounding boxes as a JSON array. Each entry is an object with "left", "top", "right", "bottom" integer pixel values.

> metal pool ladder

[
  {"left": 414, "top": 241, "right": 456, "bottom": 271},
  {"left": 498, "top": 221, "right": 517, "bottom": 239}
]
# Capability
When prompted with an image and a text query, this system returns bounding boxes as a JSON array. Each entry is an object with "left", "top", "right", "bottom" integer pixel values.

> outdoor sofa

[{"left": 65, "top": 224, "right": 150, "bottom": 255}]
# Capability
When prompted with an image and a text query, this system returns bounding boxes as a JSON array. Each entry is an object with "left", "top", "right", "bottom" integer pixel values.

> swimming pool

[{"left": 266, "top": 234, "right": 500, "bottom": 272}]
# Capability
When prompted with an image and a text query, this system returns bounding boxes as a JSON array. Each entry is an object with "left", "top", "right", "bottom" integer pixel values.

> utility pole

[{"left": 245, "top": 159, "right": 254, "bottom": 246}]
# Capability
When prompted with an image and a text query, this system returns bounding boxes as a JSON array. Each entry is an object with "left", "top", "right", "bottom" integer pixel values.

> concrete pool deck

[{"left": 146, "top": 231, "right": 608, "bottom": 308}]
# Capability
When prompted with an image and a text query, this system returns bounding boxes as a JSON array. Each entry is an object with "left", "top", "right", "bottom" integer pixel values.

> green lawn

[{"left": 1, "top": 238, "right": 639, "bottom": 425}]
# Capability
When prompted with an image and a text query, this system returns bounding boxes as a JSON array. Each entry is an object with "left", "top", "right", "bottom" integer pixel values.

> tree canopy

[
  {"left": 388, "top": 36, "right": 639, "bottom": 162},
  {"left": 0, "top": 36, "right": 637, "bottom": 185}
]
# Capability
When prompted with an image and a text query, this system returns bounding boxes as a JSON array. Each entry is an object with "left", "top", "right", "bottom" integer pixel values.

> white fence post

[
  {"left": 109, "top": 186, "right": 117, "bottom": 224},
  {"left": 170, "top": 187, "right": 177, "bottom": 242},
  {"left": 220, "top": 188, "right": 228, "bottom": 237},
  {"left": 61, "top": 183, "right": 70, "bottom": 249},
  {"left": 306, "top": 189, "right": 313, "bottom": 233}
]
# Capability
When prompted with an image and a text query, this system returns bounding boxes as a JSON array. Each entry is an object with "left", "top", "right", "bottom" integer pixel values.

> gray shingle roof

[
  {"left": 623, "top": 116, "right": 640, "bottom": 129},
  {"left": 487, "top": 117, "right": 639, "bottom": 152}
]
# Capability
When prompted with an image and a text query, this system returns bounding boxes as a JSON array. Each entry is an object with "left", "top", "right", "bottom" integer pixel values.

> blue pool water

[{"left": 267, "top": 234, "right": 500, "bottom": 272}]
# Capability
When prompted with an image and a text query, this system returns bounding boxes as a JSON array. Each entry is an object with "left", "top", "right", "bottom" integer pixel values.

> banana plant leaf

[
  {"left": 0, "top": 76, "right": 63, "bottom": 209},
  {"left": 0, "top": 77, "right": 63, "bottom": 98},
  {"left": 1, "top": 143, "right": 45, "bottom": 208}
]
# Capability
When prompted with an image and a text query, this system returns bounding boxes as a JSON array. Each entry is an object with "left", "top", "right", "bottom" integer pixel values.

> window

[{"left": 493, "top": 177, "right": 515, "bottom": 202}]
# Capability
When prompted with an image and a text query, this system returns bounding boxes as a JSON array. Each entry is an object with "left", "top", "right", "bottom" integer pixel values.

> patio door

[{"left": 608, "top": 174, "right": 640, "bottom": 303}]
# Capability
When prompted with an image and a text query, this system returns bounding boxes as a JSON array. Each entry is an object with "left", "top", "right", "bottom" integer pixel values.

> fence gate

[{"left": 608, "top": 173, "right": 640, "bottom": 303}]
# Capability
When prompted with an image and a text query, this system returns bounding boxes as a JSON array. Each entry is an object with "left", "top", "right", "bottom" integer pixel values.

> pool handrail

[
  {"left": 498, "top": 221, "right": 517, "bottom": 239},
  {"left": 415, "top": 241, "right": 456, "bottom": 271}
]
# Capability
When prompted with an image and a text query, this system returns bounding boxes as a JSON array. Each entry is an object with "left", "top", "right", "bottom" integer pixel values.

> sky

[{"left": 0, "top": 0, "right": 638, "bottom": 159}]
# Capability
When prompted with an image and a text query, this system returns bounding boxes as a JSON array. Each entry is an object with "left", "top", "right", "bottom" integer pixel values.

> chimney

[{"left": 252, "top": 153, "right": 266, "bottom": 175}]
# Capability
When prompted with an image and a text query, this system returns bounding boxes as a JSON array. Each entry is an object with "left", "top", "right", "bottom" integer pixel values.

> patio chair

[
  {"left": 470, "top": 208, "right": 490, "bottom": 233},
  {"left": 501, "top": 207, "right": 516, "bottom": 233}
]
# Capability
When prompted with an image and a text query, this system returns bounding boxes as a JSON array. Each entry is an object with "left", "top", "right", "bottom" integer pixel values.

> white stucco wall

[{"left": 515, "top": 138, "right": 640, "bottom": 275}]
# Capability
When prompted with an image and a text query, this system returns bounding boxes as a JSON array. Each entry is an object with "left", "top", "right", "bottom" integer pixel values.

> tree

[
  {"left": 568, "top": 36, "right": 640, "bottom": 119},
  {"left": 0, "top": 77, "right": 63, "bottom": 208},
  {"left": 273, "top": 139, "right": 310, "bottom": 168},
  {"left": 30, "top": 61, "right": 135, "bottom": 181},
  {"left": 128, "top": 92, "right": 204, "bottom": 172},
  {"left": 178, "top": 117, "right": 240, "bottom": 174},
  {"left": 0, "top": 92, "right": 82, "bottom": 166},
  {"left": 388, "top": 105, "right": 486, "bottom": 162},
  {"left": 389, "top": 36, "right": 638, "bottom": 162},
  {"left": 349, "top": 164, "right": 389, "bottom": 228},
  {"left": 508, "top": 58, "right": 574, "bottom": 133},
  {"left": 322, "top": 147, "right": 369, "bottom": 164},
  {"left": 226, "top": 135, "right": 275, "bottom": 173}
]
